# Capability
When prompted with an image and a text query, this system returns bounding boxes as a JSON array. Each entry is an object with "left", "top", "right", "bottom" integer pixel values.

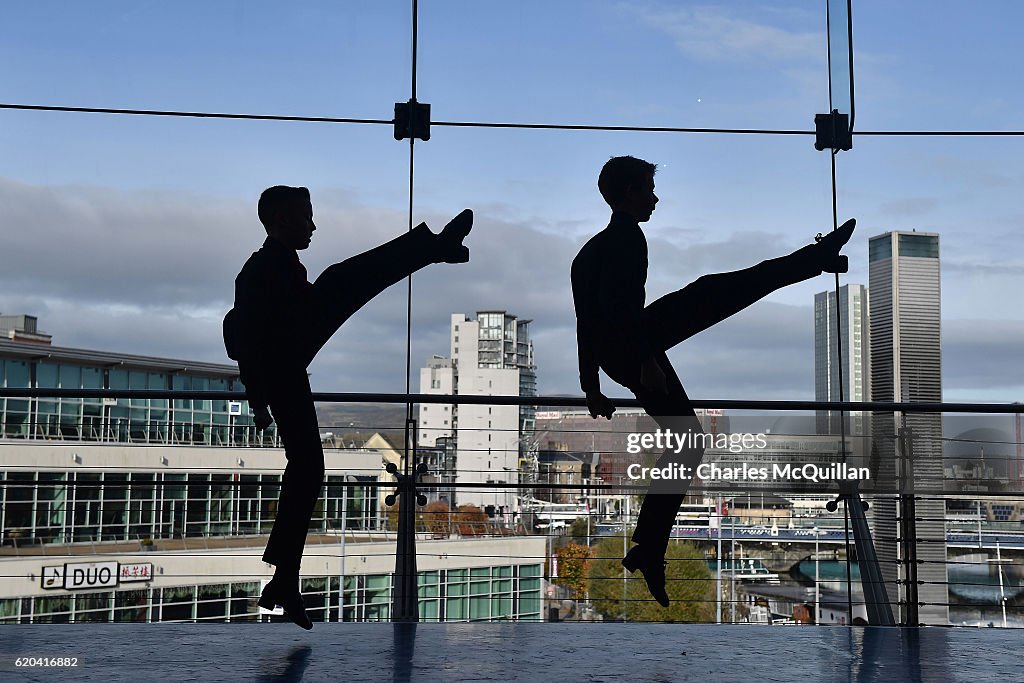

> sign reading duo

[{"left": 40, "top": 561, "right": 153, "bottom": 590}]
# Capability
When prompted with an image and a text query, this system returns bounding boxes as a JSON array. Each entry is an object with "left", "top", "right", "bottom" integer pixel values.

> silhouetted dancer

[
  {"left": 571, "top": 156, "right": 854, "bottom": 606},
  {"left": 224, "top": 185, "right": 473, "bottom": 629}
]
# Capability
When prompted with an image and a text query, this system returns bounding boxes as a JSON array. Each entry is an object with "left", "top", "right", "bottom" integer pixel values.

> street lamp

[
  {"left": 501, "top": 466, "right": 514, "bottom": 527},
  {"left": 619, "top": 475, "right": 631, "bottom": 622},
  {"left": 338, "top": 474, "right": 350, "bottom": 623},
  {"left": 812, "top": 525, "right": 822, "bottom": 625}
]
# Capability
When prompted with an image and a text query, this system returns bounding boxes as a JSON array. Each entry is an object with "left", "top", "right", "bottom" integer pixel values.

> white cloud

[
  {"left": 635, "top": 5, "right": 823, "bottom": 64},
  {"left": 1, "top": 176, "right": 1020, "bottom": 405}
]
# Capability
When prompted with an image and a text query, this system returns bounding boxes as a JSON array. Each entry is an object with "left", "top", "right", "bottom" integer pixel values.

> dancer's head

[
  {"left": 258, "top": 185, "right": 317, "bottom": 249},
  {"left": 598, "top": 156, "right": 659, "bottom": 222}
]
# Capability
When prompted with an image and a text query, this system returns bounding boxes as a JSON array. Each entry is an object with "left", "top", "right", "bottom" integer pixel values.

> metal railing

[{"left": 1, "top": 387, "right": 1023, "bottom": 627}]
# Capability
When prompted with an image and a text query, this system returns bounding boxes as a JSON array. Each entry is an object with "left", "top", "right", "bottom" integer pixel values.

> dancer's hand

[
  {"left": 253, "top": 406, "right": 274, "bottom": 431},
  {"left": 586, "top": 391, "right": 615, "bottom": 420},
  {"left": 640, "top": 357, "right": 668, "bottom": 394}
]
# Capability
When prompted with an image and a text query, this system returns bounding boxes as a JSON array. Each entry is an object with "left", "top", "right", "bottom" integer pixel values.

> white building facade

[{"left": 419, "top": 312, "right": 536, "bottom": 512}]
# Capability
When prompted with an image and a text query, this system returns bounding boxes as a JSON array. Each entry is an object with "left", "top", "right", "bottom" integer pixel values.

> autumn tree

[
  {"left": 455, "top": 504, "right": 489, "bottom": 536},
  {"left": 588, "top": 533, "right": 715, "bottom": 623},
  {"left": 555, "top": 542, "right": 593, "bottom": 601},
  {"left": 421, "top": 500, "right": 454, "bottom": 536},
  {"left": 384, "top": 497, "right": 426, "bottom": 532},
  {"left": 550, "top": 516, "right": 591, "bottom": 552}
]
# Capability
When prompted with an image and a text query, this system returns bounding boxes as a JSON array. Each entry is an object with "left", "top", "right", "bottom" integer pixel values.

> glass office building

[
  {"left": 0, "top": 337, "right": 266, "bottom": 446},
  {"left": 0, "top": 334, "right": 544, "bottom": 624}
]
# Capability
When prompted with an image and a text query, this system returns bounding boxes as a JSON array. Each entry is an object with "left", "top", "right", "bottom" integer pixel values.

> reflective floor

[{"left": 0, "top": 623, "right": 1019, "bottom": 682}]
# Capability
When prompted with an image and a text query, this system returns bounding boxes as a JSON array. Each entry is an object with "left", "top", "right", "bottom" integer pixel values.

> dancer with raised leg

[
  {"left": 225, "top": 185, "right": 473, "bottom": 628},
  {"left": 571, "top": 156, "right": 854, "bottom": 606}
]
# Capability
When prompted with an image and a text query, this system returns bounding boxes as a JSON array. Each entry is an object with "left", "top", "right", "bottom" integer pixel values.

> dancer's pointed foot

[
  {"left": 814, "top": 218, "right": 856, "bottom": 273},
  {"left": 436, "top": 209, "right": 473, "bottom": 263},
  {"left": 622, "top": 545, "right": 670, "bottom": 607},
  {"left": 258, "top": 578, "right": 313, "bottom": 630}
]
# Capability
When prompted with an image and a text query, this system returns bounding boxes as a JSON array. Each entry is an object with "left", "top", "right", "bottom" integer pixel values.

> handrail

[
  {"left": 2, "top": 387, "right": 1023, "bottom": 413},
  {"left": 3, "top": 386, "right": 1022, "bottom": 627}
]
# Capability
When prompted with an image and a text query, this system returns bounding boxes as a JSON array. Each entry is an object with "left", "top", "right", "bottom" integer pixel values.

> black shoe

[
  {"left": 436, "top": 209, "right": 473, "bottom": 263},
  {"left": 259, "top": 579, "right": 313, "bottom": 630},
  {"left": 813, "top": 218, "right": 856, "bottom": 273},
  {"left": 622, "top": 545, "right": 670, "bottom": 608}
]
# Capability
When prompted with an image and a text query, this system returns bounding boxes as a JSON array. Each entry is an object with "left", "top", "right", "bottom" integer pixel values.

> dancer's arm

[
  {"left": 575, "top": 308, "right": 615, "bottom": 419},
  {"left": 234, "top": 264, "right": 272, "bottom": 427}
]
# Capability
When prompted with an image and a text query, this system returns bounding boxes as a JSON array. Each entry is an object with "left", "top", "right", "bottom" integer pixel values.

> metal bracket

[
  {"left": 394, "top": 99, "right": 431, "bottom": 141},
  {"left": 814, "top": 109, "right": 852, "bottom": 152}
]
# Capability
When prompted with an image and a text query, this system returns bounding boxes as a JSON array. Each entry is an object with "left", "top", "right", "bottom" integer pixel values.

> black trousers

[
  {"left": 262, "top": 225, "right": 436, "bottom": 570},
  {"left": 602, "top": 247, "right": 824, "bottom": 556}
]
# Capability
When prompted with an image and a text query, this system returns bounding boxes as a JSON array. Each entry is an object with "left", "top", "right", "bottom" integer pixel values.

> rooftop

[{"left": 0, "top": 338, "right": 238, "bottom": 378}]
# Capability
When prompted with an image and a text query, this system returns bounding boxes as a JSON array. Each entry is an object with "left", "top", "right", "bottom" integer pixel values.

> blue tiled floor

[{"left": 0, "top": 624, "right": 1019, "bottom": 682}]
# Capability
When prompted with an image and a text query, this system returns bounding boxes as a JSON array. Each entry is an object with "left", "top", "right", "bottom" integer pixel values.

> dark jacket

[
  {"left": 224, "top": 237, "right": 313, "bottom": 412},
  {"left": 570, "top": 212, "right": 653, "bottom": 394}
]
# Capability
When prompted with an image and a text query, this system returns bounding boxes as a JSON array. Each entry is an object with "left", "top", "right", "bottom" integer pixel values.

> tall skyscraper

[
  {"left": 867, "top": 231, "right": 947, "bottom": 624},
  {"left": 419, "top": 311, "right": 536, "bottom": 511},
  {"left": 814, "top": 284, "right": 870, "bottom": 435}
]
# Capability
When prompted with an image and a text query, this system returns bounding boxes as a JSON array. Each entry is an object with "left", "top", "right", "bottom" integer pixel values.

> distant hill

[
  {"left": 315, "top": 402, "right": 408, "bottom": 434},
  {"left": 313, "top": 397, "right": 594, "bottom": 433}
]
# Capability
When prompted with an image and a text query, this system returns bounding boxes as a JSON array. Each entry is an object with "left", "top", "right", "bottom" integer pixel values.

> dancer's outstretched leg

[
  {"left": 304, "top": 210, "right": 473, "bottom": 364},
  {"left": 645, "top": 218, "right": 854, "bottom": 351}
]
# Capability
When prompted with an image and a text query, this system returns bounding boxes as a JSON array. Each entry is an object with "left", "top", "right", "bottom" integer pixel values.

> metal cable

[{"left": 5, "top": 103, "right": 1024, "bottom": 137}]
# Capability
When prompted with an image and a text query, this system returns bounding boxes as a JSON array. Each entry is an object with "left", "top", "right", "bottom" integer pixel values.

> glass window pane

[
  {"left": 74, "top": 592, "right": 111, "bottom": 623},
  {"left": 37, "top": 362, "right": 58, "bottom": 388},
  {"left": 0, "top": 598, "right": 20, "bottom": 623},
  {"left": 114, "top": 589, "right": 150, "bottom": 623},
  {"left": 33, "top": 595, "right": 71, "bottom": 624},
  {"left": 446, "top": 597, "right": 467, "bottom": 621},
  {"left": 60, "top": 364, "right": 82, "bottom": 388},
  {"left": 230, "top": 581, "right": 259, "bottom": 621},
  {"left": 469, "top": 596, "right": 489, "bottom": 620}
]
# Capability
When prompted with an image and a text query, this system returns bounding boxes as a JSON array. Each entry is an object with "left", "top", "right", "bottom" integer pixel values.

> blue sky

[{"left": 1, "top": 1, "right": 1022, "bottom": 404}]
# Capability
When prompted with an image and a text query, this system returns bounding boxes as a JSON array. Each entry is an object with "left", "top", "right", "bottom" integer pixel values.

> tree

[
  {"left": 423, "top": 500, "right": 452, "bottom": 536},
  {"left": 551, "top": 516, "right": 591, "bottom": 552},
  {"left": 455, "top": 504, "right": 489, "bottom": 536},
  {"left": 555, "top": 542, "right": 593, "bottom": 601},
  {"left": 384, "top": 498, "right": 426, "bottom": 532},
  {"left": 588, "top": 533, "right": 716, "bottom": 623},
  {"left": 566, "top": 516, "right": 591, "bottom": 545}
]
